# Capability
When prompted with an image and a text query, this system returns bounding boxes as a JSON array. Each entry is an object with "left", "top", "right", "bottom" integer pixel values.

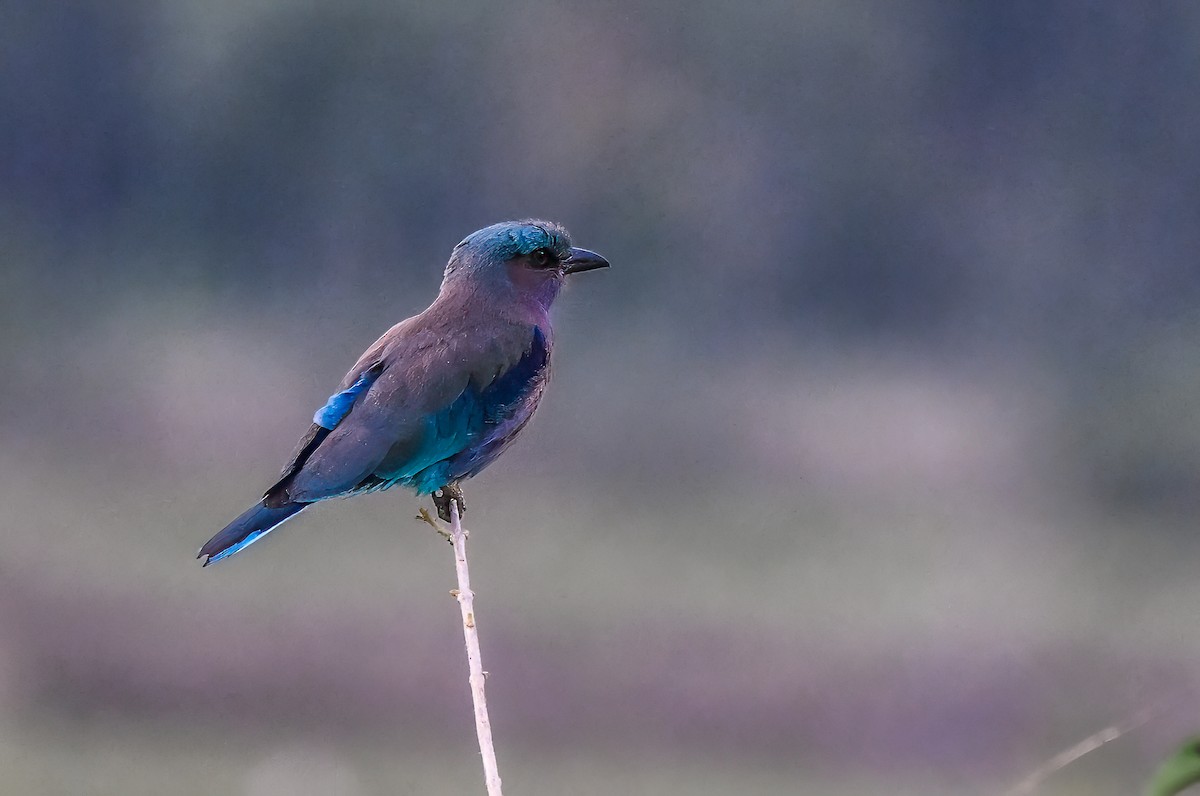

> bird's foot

[
  {"left": 432, "top": 482, "right": 466, "bottom": 524},
  {"left": 415, "top": 507, "right": 452, "bottom": 543}
]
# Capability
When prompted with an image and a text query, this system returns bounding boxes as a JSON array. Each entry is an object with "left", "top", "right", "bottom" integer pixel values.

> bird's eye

[{"left": 530, "top": 248, "right": 552, "bottom": 267}]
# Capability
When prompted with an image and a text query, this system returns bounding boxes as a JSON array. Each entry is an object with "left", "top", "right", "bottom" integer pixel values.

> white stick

[
  {"left": 447, "top": 502, "right": 504, "bottom": 796},
  {"left": 1002, "top": 707, "right": 1156, "bottom": 795}
]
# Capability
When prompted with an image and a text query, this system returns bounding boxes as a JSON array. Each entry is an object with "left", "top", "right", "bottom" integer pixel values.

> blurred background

[{"left": 2, "top": 1, "right": 1200, "bottom": 794}]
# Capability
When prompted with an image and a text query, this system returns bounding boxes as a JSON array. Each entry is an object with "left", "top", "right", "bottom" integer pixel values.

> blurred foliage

[{"left": 1147, "top": 737, "right": 1200, "bottom": 796}]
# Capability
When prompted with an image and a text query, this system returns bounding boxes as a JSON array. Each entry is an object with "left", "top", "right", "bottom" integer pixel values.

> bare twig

[
  {"left": 1003, "top": 707, "right": 1158, "bottom": 795},
  {"left": 419, "top": 503, "right": 503, "bottom": 795}
]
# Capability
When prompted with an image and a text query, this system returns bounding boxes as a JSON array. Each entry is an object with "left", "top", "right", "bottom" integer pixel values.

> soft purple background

[{"left": 3, "top": 2, "right": 1200, "bottom": 793}]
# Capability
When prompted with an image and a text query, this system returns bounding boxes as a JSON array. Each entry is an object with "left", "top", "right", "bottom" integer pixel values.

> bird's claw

[
  {"left": 432, "top": 483, "right": 466, "bottom": 523},
  {"left": 415, "top": 484, "right": 466, "bottom": 544},
  {"left": 416, "top": 507, "right": 452, "bottom": 542}
]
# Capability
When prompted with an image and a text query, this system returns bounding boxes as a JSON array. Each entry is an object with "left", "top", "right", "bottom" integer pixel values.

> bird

[{"left": 197, "top": 220, "right": 609, "bottom": 566}]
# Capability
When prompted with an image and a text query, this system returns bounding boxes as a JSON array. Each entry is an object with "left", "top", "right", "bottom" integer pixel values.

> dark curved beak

[{"left": 563, "top": 247, "right": 610, "bottom": 275}]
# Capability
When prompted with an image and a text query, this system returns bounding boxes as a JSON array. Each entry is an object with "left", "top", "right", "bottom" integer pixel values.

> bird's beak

[{"left": 562, "top": 247, "right": 610, "bottom": 275}]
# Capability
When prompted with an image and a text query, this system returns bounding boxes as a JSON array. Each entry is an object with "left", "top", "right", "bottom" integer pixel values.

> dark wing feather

[{"left": 264, "top": 360, "right": 385, "bottom": 506}]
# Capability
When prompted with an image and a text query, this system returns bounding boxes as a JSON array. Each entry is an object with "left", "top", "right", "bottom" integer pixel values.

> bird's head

[{"left": 443, "top": 220, "right": 609, "bottom": 309}]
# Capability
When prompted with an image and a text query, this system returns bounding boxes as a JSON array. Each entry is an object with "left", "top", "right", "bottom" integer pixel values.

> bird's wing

[
  {"left": 438, "top": 325, "right": 550, "bottom": 482},
  {"left": 280, "top": 317, "right": 547, "bottom": 502},
  {"left": 262, "top": 359, "right": 385, "bottom": 507},
  {"left": 261, "top": 316, "right": 420, "bottom": 507},
  {"left": 373, "top": 324, "right": 551, "bottom": 493}
]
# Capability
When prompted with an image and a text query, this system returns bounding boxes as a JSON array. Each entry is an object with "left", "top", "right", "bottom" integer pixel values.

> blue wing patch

[{"left": 313, "top": 363, "right": 383, "bottom": 429}]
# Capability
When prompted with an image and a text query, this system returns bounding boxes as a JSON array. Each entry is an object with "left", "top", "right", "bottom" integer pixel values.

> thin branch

[
  {"left": 419, "top": 504, "right": 504, "bottom": 795},
  {"left": 1002, "top": 707, "right": 1158, "bottom": 796}
]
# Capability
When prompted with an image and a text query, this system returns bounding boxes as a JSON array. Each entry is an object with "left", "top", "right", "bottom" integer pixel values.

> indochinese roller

[{"left": 198, "top": 220, "right": 609, "bottom": 565}]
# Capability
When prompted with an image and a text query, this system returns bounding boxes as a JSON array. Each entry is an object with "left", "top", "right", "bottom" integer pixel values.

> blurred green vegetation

[
  {"left": 3, "top": 1, "right": 1200, "bottom": 793},
  {"left": 1148, "top": 737, "right": 1200, "bottom": 796}
]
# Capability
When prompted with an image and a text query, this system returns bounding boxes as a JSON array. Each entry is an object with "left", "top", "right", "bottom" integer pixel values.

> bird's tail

[{"left": 198, "top": 501, "right": 307, "bottom": 566}]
